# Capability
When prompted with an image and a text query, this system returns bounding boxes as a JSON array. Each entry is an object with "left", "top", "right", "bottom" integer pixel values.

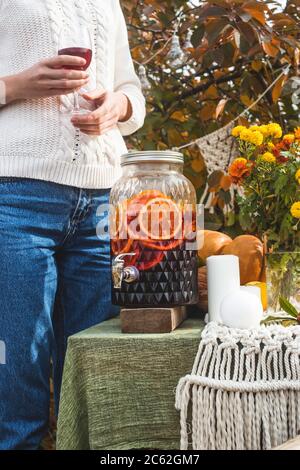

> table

[{"left": 56, "top": 316, "right": 204, "bottom": 450}]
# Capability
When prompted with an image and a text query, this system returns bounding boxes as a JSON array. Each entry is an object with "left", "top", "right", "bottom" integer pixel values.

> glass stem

[{"left": 74, "top": 91, "right": 81, "bottom": 114}]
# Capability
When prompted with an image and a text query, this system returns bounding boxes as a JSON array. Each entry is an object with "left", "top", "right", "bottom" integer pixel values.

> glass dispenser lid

[{"left": 121, "top": 150, "right": 184, "bottom": 167}]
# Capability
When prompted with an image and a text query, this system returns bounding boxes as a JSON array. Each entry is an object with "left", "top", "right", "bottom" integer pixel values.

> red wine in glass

[
  {"left": 58, "top": 47, "right": 92, "bottom": 71},
  {"left": 58, "top": 44, "right": 93, "bottom": 115}
]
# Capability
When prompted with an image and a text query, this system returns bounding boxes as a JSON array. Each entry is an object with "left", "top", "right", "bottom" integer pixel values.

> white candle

[
  {"left": 241, "top": 286, "right": 261, "bottom": 302},
  {"left": 220, "top": 290, "right": 263, "bottom": 329},
  {"left": 207, "top": 255, "right": 240, "bottom": 323}
]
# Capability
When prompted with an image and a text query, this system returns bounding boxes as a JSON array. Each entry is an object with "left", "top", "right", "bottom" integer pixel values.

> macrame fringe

[
  {"left": 175, "top": 322, "right": 300, "bottom": 450},
  {"left": 199, "top": 184, "right": 236, "bottom": 215}
]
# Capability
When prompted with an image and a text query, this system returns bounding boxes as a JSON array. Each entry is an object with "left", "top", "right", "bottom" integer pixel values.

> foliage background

[{"left": 121, "top": 0, "right": 300, "bottom": 231}]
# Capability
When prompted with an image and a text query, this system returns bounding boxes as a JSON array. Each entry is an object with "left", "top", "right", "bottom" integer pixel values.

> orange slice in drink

[
  {"left": 142, "top": 238, "right": 183, "bottom": 251},
  {"left": 132, "top": 190, "right": 166, "bottom": 204},
  {"left": 118, "top": 242, "right": 164, "bottom": 271},
  {"left": 137, "top": 197, "right": 182, "bottom": 241},
  {"left": 111, "top": 238, "right": 133, "bottom": 256},
  {"left": 126, "top": 190, "right": 166, "bottom": 223}
]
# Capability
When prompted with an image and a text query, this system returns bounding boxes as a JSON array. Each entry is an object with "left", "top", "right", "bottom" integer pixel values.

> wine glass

[{"left": 58, "top": 27, "right": 93, "bottom": 115}]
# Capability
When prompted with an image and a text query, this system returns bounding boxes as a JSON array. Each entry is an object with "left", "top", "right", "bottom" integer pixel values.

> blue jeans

[{"left": 0, "top": 178, "right": 118, "bottom": 450}]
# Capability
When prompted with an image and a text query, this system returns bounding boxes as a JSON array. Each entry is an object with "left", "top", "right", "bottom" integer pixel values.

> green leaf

[
  {"left": 208, "top": 170, "right": 223, "bottom": 188},
  {"left": 205, "top": 19, "right": 229, "bottom": 46},
  {"left": 274, "top": 174, "right": 288, "bottom": 195},
  {"left": 220, "top": 43, "right": 235, "bottom": 67},
  {"left": 235, "top": 21, "right": 257, "bottom": 45},
  {"left": 202, "top": 50, "right": 217, "bottom": 68},
  {"left": 198, "top": 6, "right": 227, "bottom": 20},
  {"left": 279, "top": 296, "right": 299, "bottom": 318},
  {"left": 224, "top": 211, "right": 236, "bottom": 227},
  {"left": 191, "top": 25, "right": 205, "bottom": 48},
  {"left": 282, "top": 319, "right": 298, "bottom": 327},
  {"left": 219, "top": 189, "right": 232, "bottom": 204},
  {"left": 205, "top": 212, "right": 223, "bottom": 231},
  {"left": 261, "top": 315, "right": 297, "bottom": 325}
]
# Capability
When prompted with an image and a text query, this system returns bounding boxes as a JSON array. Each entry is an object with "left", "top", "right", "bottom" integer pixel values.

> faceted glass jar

[
  {"left": 266, "top": 251, "right": 300, "bottom": 314},
  {"left": 110, "top": 151, "right": 199, "bottom": 307}
]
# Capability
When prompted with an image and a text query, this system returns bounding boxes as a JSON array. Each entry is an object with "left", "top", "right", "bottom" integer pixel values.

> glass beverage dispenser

[{"left": 110, "top": 151, "right": 199, "bottom": 307}]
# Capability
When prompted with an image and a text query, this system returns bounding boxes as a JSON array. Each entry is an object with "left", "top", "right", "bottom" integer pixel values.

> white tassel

[
  {"left": 138, "top": 65, "right": 151, "bottom": 92},
  {"left": 184, "top": 30, "right": 193, "bottom": 50},
  {"left": 167, "top": 33, "right": 186, "bottom": 69},
  {"left": 199, "top": 183, "right": 209, "bottom": 205}
]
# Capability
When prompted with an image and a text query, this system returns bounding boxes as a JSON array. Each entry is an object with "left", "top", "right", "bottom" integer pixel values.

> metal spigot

[{"left": 112, "top": 253, "right": 140, "bottom": 289}]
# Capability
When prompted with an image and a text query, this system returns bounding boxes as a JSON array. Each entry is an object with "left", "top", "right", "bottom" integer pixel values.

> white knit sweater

[{"left": 0, "top": 0, "right": 145, "bottom": 189}]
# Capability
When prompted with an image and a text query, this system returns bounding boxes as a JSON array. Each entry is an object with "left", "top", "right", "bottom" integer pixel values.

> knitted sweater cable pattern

[{"left": 0, "top": 0, "right": 145, "bottom": 189}]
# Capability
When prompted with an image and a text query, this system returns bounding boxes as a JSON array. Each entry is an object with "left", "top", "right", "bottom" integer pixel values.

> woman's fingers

[
  {"left": 81, "top": 89, "right": 106, "bottom": 102},
  {"left": 44, "top": 55, "right": 86, "bottom": 69},
  {"left": 70, "top": 89, "right": 122, "bottom": 135},
  {"left": 71, "top": 107, "right": 114, "bottom": 126},
  {"left": 98, "top": 120, "right": 117, "bottom": 133},
  {"left": 72, "top": 116, "right": 111, "bottom": 130},
  {"left": 90, "top": 105, "right": 115, "bottom": 121},
  {"left": 46, "top": 78, "right": 89, "bottom": 91},
  {"left": 76, "top": 125, "right": 116, "bottom": 135},
  {"left": 46, "top": 88, "right": 83, "bottom": 97},
  {"left": 47, "top": 69, "right": 89, "bottom": 80},
  {"left": 75, "top": 119, "right": 117, "bottom": 135}
]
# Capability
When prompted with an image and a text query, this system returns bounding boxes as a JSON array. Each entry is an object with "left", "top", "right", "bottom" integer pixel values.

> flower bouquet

[{"left": 229, "top": 123, "right": 300, "bottom": 321}]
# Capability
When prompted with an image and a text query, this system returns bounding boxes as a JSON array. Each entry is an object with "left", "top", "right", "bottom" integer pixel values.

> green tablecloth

[{"left": 56, "top": 316, "right": 204, "bottom": 450}]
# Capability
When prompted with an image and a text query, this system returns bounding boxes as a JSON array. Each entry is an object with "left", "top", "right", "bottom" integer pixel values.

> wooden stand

[{"left": 121, "top": 306, "right": 187, "bottom": 334}]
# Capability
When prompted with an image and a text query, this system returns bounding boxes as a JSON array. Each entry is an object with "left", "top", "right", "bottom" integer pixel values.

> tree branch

[{"left": 179, "top": 69, "right": 243, "bottom": 100}]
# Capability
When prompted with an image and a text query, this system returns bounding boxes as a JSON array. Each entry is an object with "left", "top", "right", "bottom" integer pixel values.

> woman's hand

[
  {"left": 71, "top": 89, "right": 132, "bottom": 136},
  {"left": 2, "top": 56, "right": 90, "bottom": 104}
]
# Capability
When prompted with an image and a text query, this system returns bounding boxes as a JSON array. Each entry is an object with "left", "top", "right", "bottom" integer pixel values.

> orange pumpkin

[
  {"left": 198, "top": 230, "right": 232, "bottom": 262},
  {"left": 197, "top": 266, "right": 208, "bottom": 313},
  {"left": 221, "top": 235, "right": 264, "bottom": 285}
]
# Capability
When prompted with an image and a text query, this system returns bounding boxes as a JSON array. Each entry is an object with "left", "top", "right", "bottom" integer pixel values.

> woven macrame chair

[
  {"left": 195, "top": 123, "right": 238, "bottom": 212},
  {"left": 176, "top": 322, "right": 300, "bottom": 450}
]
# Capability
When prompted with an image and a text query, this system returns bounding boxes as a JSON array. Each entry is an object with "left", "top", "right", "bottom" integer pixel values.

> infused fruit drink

[{"left": 111, "top": 190, "right": 198, "bottom": 307}]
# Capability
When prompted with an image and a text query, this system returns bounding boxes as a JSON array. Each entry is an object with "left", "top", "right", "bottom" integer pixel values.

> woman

[{"left": 0, "top": 0, "right": 145, "bottom": 450}]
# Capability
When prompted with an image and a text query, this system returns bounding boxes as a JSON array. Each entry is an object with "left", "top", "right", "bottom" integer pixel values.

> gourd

[
  {"left": 197, "top": 266, "right": 208, "bottom": 313},
  {"left": 221, "top": 235, "right": 264, "bottom": 285},
  {"left": 198, "top": 230, "right": 232, "bottom": 263},
  {"left": 197, "top": 233, "right": 265, "bottom": 312}
]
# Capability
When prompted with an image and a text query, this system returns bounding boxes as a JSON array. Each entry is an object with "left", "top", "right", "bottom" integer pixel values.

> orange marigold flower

[
  {"left": 229, "top": 158, "right": 250, "bottom": 184},
  {"left": 283, "top": 134, "right": 295, "bottom": 144},
  {"left": 273, "top": 142, "right": 289, "bottom": 163},
  {"left": 294, "top": 128, "right": 300, "bottom": 140}
]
